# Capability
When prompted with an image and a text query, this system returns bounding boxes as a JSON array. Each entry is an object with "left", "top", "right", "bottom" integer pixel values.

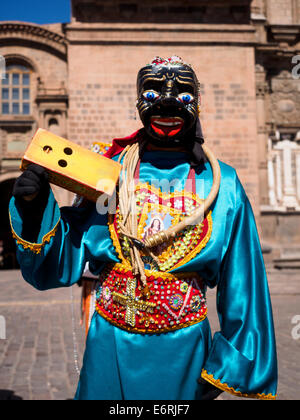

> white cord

[{"left": 70, "top": 286, "right": 81, "bottom": 376}]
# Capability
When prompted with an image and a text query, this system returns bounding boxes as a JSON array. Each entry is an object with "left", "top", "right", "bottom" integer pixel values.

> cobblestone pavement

[{"left": 0, "top": 268, "right": 299, "bottom": 400}]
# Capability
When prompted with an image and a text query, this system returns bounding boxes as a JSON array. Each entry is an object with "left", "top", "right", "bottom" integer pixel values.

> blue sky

[{"left": 0, "top": 0, "right": 71, "bottom": 24}]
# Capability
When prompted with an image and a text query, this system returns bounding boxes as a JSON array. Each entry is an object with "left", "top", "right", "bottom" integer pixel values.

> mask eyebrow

[
  {"left": 175, "top": 80, "right": 195, "bottom": 95},
  {"left": 141, "top": 79, "right": 165, "bottom": 93},
  {"left": 176, "top": 71, "right": 198, "bottom": 91}
]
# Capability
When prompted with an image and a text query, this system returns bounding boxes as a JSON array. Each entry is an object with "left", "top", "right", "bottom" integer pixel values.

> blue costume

[{"left": 9, "top": 138, "right": 278, "bottom": 400}]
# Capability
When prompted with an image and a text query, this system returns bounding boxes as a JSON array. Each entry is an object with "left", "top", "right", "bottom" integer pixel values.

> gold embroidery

[
  {"left": 112, "top": 277, "right": 156, "bottom": 328},
  {"left": 108, "top": 208, "right": 131, "bottom": 267},
  {"left": 95, "top": 304, "right": 207, "bottom": 334},
  {"left": 10, "top": 212, "right": 61, "bottom": 255},
  {"left": 95, "top": 263, "right": 207, "bottom": 333},
  {"left": 108, "top": 182, "right": 212, "bottom": 271},
  {"left": 201, "top": 370, "right": 277, "bottom": 400},
  {"left": 113, "top": 262, "right": 201, "bottom": 281}
]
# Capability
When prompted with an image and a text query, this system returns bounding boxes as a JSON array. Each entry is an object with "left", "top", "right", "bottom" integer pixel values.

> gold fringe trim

[
  {"left": 10, "top": 213, "right": 61, "bottom": 255},
  {"left": 108, "top": 210, "right": 131, "bottom": 268},
  {"left": 201, "top": 370, "right": 277, "bottom": 400},
  {"left": 112, "top": 262, "right": 204, "bottom": 283},
  {"left": 174, "top": 211, "right": 212, "bottom": 270},
  {"left": 96, "top": 304, "right": 207, "bottom": 334}
]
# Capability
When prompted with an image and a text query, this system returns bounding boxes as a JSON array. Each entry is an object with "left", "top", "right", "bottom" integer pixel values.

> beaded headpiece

[{"left": 148, "top": 55, "right": 193, "bottom": 69}]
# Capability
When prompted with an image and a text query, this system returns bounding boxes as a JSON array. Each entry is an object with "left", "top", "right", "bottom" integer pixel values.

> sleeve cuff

[
  {"left": 201, "top": 370, "right": 276, "bottom": 400},
  {"left": 10, "top": 212, "right": 60, "bottom": 254},
  {"left": 9, "top": 193, "right": 61, "bottom": 255},
  {"left": 202, "top": 332, "right": 277, "bottom": 400}
]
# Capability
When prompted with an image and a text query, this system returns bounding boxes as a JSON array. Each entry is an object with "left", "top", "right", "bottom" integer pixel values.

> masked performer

[{"left": 9, "top": 56, "right": 277, "bottom": 400}]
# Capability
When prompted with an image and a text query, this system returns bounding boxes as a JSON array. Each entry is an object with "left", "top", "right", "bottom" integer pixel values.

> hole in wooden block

[
  {"left": 64, "top": 147, "right": 73, "bottom": 155},
  {"left": 43, "top": 145, "right": 53, "bottom": 154},
  {"left": 58, "top": 159, "right": 68, "bottom": 168}
]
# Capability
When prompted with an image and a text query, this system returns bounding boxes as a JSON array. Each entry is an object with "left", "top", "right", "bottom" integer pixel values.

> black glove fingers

[
  {"left": 27, "top": 164, "right": 49, "bottom": 182},
  {"left": 19, "top": 186, "right": 38, "bottom": 196},
  {"left": 13, "top": 185, "right": 38, "bottom": 198},
  {"left": 13, "top": 164, "right": 49, "bottom": 200},
  {"left": 20, "top": 170, "right": 43, "bottom": 187},
  {"left": 13, "top": 176, "right": 39, "bottom": 195},
  {"left": 16, "top": 177, "right": 40, "bottom": 191},
  {"left": 14, "top": 172, "right": 41, "bottom": 197}
]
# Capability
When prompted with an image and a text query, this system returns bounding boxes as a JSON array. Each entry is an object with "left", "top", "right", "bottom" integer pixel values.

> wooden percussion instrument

[{"left": 21, "top": 129, "right": 121, "bottom": 202}]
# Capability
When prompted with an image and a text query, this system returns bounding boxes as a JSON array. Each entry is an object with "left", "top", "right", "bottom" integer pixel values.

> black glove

[
  {"left": 13, "top": 163, "right": 49, "bottom": 200},
  {"left": 198, "top": 376, "right": 223, "bottom": 400},
  {"left": 12, "top": 164, "right": 50, "bottom": 243}
]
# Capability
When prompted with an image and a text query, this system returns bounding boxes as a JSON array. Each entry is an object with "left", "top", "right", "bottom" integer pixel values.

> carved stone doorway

[{"left": 0, "top": 178, "right": 19, "bottom": 270}]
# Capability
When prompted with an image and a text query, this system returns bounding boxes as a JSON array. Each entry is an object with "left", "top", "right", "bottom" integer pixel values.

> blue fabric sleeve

[
  {"left": 201, "top": 177, "right": 278, "bottom": 399},
  {"left": 9, "top": 190, "right": 90, "bottom": 290}
]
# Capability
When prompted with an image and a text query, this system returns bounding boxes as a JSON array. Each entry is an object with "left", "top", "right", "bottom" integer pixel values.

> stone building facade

[{"left": 0, "top": 0, "right": 299, "bottom": 269}]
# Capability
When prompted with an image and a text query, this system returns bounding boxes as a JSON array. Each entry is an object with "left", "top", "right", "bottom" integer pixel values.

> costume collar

[{"left": 105, "top": 120, "right": 206, "bottom": 168}]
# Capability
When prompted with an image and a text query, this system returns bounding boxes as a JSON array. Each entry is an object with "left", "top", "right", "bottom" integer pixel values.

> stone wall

[
  {"left": 266, "top": 0, "right": 299, "bottom": 24},
  {"left": 66, "top": 25, "right": 259, "bottom": 214}
]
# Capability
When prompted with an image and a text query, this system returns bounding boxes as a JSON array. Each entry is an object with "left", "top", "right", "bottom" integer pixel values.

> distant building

[{"left": 0, "top": 0, "right": 300, "bottom": 269}]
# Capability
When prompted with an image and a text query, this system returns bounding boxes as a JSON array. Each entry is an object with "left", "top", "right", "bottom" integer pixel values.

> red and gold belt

[{"left": 95, "top": 263, "right": 207, "bottom": 334}]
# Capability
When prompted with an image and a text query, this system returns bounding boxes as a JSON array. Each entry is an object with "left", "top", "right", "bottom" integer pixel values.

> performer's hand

[
  {"left": 12, "top": 164, "right": 50, "bottom": 243},
  {"left": 198, "top": 376, "right": 223, "bottom": 400},
  {"left": 13, "top": 164, "right": 49, "bottom": 202}
]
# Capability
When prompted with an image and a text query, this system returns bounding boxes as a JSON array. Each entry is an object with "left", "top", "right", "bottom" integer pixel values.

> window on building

[{"left": 1, "top": 65, "right": 31, "bottom": 116}]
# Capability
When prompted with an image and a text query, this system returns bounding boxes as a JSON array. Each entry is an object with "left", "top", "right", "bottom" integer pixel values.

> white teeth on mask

[{"left": 153, "top": 120, "right": 182, "bottom": 127}]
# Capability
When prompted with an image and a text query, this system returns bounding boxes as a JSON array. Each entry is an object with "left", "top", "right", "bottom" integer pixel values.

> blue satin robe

[{"left": 9, "top": 150, "right": 278, "bottom": 400}]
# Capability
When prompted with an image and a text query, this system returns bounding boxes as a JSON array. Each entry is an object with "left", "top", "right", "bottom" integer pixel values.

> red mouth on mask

[{"left": 150, "top": 116, "right": 184, "bottom": 138}]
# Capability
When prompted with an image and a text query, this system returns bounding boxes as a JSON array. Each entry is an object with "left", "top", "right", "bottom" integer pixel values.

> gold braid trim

[
  {"left": 96, "top": 304, "right": 207, "bottom": 335},
  {"left": 174, "top": 211, "right": 212, "bottom": 270},
  {"left": 9, "top": 213, "right": 61, "bottom": 255},
  {"left": 113, "top": 262, "right": 203, "bottom": 282},
  {"left": 201, "top": 370, "right": 277, "bottom": 400},
  {"left": 108, "top": 211, "right": 131, "bottom": 268}
]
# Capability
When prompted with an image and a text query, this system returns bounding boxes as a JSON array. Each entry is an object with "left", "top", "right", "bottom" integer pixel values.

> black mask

[{"left": 137, "top": 56, "right": 200, "bottom": 148}]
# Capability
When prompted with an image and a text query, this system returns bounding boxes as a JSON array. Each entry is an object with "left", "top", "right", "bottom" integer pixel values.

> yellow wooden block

[{"left": 21, "top": 129, "right": 121, "bottom": 201}]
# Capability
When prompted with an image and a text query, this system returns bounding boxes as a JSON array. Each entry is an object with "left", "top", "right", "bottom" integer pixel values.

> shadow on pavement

[{"left": 0, "top": 390, "right": 23, "bottom": 400}]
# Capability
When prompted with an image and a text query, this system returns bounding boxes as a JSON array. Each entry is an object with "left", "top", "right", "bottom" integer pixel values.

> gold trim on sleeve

[
  {"left": 201, "top": 369, "right": 276, "bottom": 400},
  {"left": 9, "top": 212, "right": 61, "bottom": 255}
]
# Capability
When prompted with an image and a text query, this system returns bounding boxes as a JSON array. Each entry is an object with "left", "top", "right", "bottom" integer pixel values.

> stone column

[
  {"left": 275, "top": 138, "right": 299, "bottom": 209},
  {"left": 267, "top": 151, "right": 277, "bottom": 207},
  {"left": 296, "top": 151, "right": 300, "bottom": 202},
  {"left": 275, "top": 150, "right": 283, "bottom": 204},
  {"left": 255, "top": 64, "right": 269, "bottom": 207}
]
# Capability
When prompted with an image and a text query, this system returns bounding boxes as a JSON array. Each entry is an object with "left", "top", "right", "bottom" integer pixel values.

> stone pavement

[
  {"left": 0, "top": 268, "right": 299, "bottom": 400},
  {"left": 0, "top": 270, "right": 85, "bottom": 400}
]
